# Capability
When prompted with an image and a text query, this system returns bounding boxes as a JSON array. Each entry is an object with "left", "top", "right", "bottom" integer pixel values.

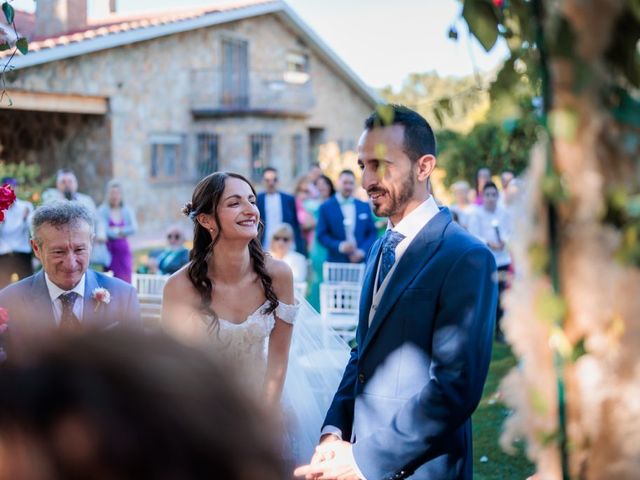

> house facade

[{"left": 0, "top": 0, "right": 378, "bottom": 233}]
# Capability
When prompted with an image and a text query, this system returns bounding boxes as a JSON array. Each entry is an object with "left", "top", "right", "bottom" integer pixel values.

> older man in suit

[
  {"left": 0, "top": 201, "right": 141, "bottom": 360},
  {"left": 296, "top": 105, "right": 497, "bottom": 480},
  {"left": 316, "top": 169, "right": 378, "bottom": 264}
]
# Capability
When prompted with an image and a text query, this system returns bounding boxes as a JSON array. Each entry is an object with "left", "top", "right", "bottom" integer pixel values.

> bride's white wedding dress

[{"left": 176, "top": 296, "right": 350, "bottom": 463}]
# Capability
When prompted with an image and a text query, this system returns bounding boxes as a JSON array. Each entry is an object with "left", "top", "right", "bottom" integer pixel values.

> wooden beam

[{"left": 0, "top": 91, "right": 108, "bottom": 115}]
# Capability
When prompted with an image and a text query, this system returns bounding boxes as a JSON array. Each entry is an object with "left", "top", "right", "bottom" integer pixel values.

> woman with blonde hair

[{"left": 268, "top": 223, "right": 307, "bottom": 284}]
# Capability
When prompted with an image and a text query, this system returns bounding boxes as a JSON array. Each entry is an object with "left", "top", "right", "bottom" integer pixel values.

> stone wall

[
  {"left": 5, "top": 12, "right": 375, "bottom": 234},
  {"left": 0, "top": 110, "right": 111, "bottom": 201}
]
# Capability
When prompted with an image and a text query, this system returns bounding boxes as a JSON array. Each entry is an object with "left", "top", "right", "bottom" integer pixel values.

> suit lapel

[
  {"left": 330, "top": 197, "right": 346, "bottom": 239},
  {"left": 360, "top": 209, "right": 452, "bottom": 355},
  {"left": 83, "top": 270, "right": 102, "bottom": 327},
  {"left": 357, "top": 238, "right": 382, "bottom": 343},
  {"left": 28, "top": 270, "right": 56, "bottom": 329}
]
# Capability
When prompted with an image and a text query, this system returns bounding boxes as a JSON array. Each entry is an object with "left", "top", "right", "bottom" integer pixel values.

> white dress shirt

[
  {"left": 336, "top": 193, "right": 357, "bottom": 244},
  {"left": 263, "top": 192, "right": 282, "bottom": 250},
  {"left": 0, "top": 199, "right": 33, "bottom": 254},
  {"left": 466, "top": 206, "right": 512, "bottom": 267},
  {"left": 322, "top": 196, "right": 440, "bottom": 478},
  {"left": 45, "top": 273, "right": 86, "bottom": 326}
]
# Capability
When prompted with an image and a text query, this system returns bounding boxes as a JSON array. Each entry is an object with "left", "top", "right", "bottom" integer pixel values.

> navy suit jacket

[
  {"left": 316, "top": 196, "right": 378, "bottom": 263},
  {"left": 0, "top": 269, "right": 141, "bottom": 359},
  {"left": 323, "top": 208, "right": 497, "bottom": 480},
  {"left": 257, "top": 191, "right": 306, "bottom": 256}
]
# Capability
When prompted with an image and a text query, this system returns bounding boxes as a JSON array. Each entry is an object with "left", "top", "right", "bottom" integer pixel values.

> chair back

[
  {"left": 320, "top": 283, "right": 360, "bottom": 343},
  {"left": 322, "top": 262, "right": 365, "bottom": 284},
  {"left": 133, "top": 274, "right": 168, "bottom": 296}
]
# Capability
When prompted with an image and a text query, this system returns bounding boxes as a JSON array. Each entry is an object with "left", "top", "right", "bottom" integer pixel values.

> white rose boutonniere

[{"left": 92, "top": 287, "right": 111, "bottom": 312}]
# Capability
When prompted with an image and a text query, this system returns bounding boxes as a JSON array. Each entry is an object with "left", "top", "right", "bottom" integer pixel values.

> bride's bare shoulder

[
  {"left": 163, "top": 264, "right": 198, "bottom": 302},
  {"left": 264, "top": 255, "right": 294, "bottom": 303}
]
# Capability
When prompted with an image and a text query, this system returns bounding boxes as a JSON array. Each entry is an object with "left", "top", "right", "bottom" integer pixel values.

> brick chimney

[{"left": 35, "top": 0, "right": 88, "bottom": 38}]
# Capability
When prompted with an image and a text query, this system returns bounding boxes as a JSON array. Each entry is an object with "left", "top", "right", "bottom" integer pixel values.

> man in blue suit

[
  {"left": 316, "top": 169, "right": 378, "bottom": 263},
  {"left": 0, "top": 201, "right": 141, "bottom": 361},
  {"left": 295, "top": 106, "right": 497, "bottom": 480},
  {"left": 256, "top": 166, "right": 306, "bottom": 256}
]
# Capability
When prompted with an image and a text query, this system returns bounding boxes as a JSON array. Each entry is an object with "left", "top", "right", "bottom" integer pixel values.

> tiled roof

[{"left": 0, "top": 0, "right": 274, "bottom": 58}]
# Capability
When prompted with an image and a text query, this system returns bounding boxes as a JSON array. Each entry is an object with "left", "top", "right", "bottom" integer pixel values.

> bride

[{"left": 161, "top": 172, "right": 349, "bottom": 463}]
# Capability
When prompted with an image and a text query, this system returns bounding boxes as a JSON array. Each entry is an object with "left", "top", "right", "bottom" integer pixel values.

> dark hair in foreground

[
  {"left": 182, "top": 172, "right": 278, "bottom": 331},
  {"left": 0, "top": 331, "right": 285, "bottom": 480},
  {"left": 364, "top": 104, "right": 436, "bottom": 161}
]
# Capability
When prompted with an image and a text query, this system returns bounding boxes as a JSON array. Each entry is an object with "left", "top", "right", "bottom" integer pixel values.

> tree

[{"left": 456, "top": 0, "right": 640, "bottom": 478}]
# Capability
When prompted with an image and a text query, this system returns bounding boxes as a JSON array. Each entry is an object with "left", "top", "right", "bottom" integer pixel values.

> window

[
  {"left": 250, "top": 134, "right": 272, "bottom": 180},
  {"left": 196, "top": 133, "right": 219, "bottom": 176},
  {"left": 292, "top": 134, "right": 305, "bottom": 178},
  {"left": 221, "top": 38, "right": 249, "bottom": 108},
  {"left": 150, "top": 133, "right": 186, "bottom": 181},
  {"left": 284, "top": 51, "right": 310, "bottom": 84}
]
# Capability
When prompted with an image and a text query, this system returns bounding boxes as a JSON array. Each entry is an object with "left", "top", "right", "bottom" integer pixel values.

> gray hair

[{"left": 31, "top": 201, "right": 94, "bottom": 246}]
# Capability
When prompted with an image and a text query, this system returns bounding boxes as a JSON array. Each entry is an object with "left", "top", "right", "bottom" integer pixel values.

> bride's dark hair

[{"left": 184, "top": 172, "right": 278, "bottom": 331}]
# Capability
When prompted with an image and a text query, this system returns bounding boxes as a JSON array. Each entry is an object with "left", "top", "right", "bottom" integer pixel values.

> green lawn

[{"left": 472, "top": 343, "right": 535, "bottom": 479}]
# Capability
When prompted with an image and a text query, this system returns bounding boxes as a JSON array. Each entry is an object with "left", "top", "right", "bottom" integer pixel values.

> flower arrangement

[{"left": 0, "top": 182, "right": 16, "bottom": 221}]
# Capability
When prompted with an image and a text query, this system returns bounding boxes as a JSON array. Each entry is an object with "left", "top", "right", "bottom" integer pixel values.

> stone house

[{"left": 0, "top": 0, "right": 378, "bottom": 234}]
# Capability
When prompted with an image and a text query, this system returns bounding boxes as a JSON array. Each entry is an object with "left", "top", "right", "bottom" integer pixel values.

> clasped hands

[{"left": 294, "top": 434, "right": 363, "bottom": 480}]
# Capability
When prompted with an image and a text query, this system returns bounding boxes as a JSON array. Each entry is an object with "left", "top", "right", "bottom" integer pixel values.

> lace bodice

[{"left": 200, "top": 300, "right": 299, "bottom": 393}]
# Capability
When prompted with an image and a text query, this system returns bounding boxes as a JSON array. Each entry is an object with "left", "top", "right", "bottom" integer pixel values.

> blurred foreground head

[{"left": 0, "top": 331, "right": 285, "bottom": 480}]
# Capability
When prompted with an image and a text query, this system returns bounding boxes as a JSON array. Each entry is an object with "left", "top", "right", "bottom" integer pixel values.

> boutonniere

[{"left": 92, "top": 288, "right": 111, "bottom": 312}]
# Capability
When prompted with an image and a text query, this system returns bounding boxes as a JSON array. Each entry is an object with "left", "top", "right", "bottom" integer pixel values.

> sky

[{"left": 11, "top": 0, "right": 508, "bottom": 90}]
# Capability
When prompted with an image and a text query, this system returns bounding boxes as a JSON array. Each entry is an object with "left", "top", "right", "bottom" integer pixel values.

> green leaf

[
  {"left": 548, "top": 108, "right": 579, "bottom": 142},
  {"left": 0, "top": 42, "right": 9, "bottom": 52},
  {"left": 375, "top": 104, "right": 395, "bottom": 127},
  {"left": 2, "top": 2, "right": 14, "bottom": 24},
  {"left": 570, "top": 337, "right": 587, "bottom": 363},
  {"left": 631, "top": 0, "right": 640, "bottom": 21},
  {"left": 463, "top": 0, "right": 500, "bottom": 51},
  {"left": 16, "top": 37, "right": 28, "bottom": 55}
]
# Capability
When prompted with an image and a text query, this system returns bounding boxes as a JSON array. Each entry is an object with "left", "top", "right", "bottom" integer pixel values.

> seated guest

[
  {"left": 0, "top": 330, "right": 285, "bottom": 480},
  {"left": 151, "top": 226, "right": 190, "bottom": 276},
  {"left": 268, "top": 223, "right": 308, "bottom": 284},
  {"left": 0, "top": 201, "right": 141, "bottom": 361}
]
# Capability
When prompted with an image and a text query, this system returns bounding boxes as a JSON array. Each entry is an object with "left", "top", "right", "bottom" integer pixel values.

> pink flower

[
  {"left": 0, "top": 307, "right": 8, "bottom": 327},
  {"left": 0, "top": 184, "right": 16, "bottom": 222},
  {"left": 92, "top": 288, "right": 111, "bottom": 311}
]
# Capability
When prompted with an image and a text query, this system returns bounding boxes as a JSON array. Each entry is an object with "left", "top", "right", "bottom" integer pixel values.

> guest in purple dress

[{"left": 98, "top": 180, "right": 138, "bottom": 283}]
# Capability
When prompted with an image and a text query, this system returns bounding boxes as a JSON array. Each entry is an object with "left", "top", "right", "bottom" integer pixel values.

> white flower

[{"left": 92, "top": 287, "right": 111, "bottom": 311}]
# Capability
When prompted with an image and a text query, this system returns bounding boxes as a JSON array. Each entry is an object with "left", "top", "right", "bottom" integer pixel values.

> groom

[
  {"left": 0, "top": 201, "right": 141, "bottom": 360},
  {"left": 295, "top": 105, "right": 497, "bottom": 480}
]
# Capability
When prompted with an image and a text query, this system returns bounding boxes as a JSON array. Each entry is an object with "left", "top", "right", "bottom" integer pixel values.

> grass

[{"left": 472, "top": 342, "right": 535, "bottom": 479}]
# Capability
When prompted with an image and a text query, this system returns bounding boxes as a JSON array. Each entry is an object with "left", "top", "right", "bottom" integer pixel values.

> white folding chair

[
  {"left": 322, "top": 262, "right": 365, "bottom": 285},
  {"left": 132, "top": 274, "right": 168, "bottom": 296},
  {"left": 320, "top": 283, "right": 361, "bottom": 343}
]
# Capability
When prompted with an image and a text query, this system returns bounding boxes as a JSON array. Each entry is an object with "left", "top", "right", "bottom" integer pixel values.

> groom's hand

[{"left": 293, "top": 440, "right": 363, "bottom": 480}]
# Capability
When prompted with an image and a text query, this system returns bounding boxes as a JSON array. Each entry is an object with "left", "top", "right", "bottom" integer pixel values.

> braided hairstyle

[{"left": 182, "top": 172, "right": 278, "bottom": 332}]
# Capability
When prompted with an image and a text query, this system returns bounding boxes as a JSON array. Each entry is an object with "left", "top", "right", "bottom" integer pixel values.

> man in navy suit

[
  {"left": 316, "top": 169, "right": 378, "bottom": 263},
  {"left": 295, "top": 106, "right": 497, "bottom": 480},
  {"left": 0, "top": 201, "right": 141, "bottom": 361},
  {"left": 256, "top": 167, "right": 306, "bottom": 256}
]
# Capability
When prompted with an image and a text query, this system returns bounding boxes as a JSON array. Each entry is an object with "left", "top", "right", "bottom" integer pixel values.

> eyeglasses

[
  {"left": 273, "top": 236, "right": 291, "bottom": 243},
  {"left": 167, "top": 233, "right": 181, "bottom": 240}
]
